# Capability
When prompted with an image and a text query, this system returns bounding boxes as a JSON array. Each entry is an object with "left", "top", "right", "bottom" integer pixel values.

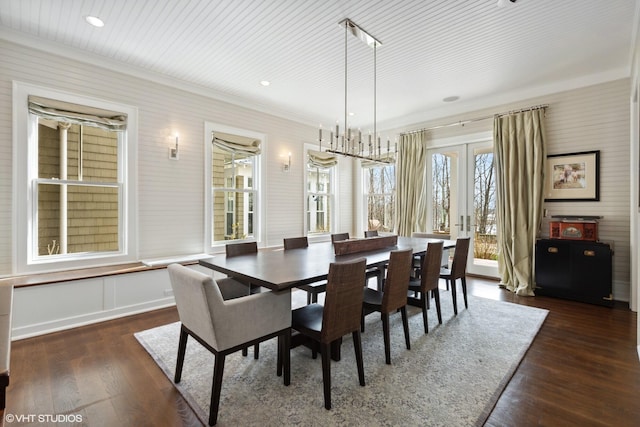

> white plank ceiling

[{"left": 0, "top": 0, "right": 638, "bottom": 129}]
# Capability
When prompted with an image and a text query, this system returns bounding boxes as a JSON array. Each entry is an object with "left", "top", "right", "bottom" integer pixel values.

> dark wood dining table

[{"left": 198, "top": 235, "right": 456, "bottom": 292}]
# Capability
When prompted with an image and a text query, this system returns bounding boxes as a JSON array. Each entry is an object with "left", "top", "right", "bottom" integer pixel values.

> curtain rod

[{"left": 400, "top": 104, "right": 549, "bottom": 135}]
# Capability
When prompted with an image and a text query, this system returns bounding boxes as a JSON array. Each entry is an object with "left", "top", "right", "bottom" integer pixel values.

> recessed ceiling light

[
  {"left": 260, "top": 80, "right": 270, "bottom": 86},
  {"left": 443, "top": 96, "right": 460, "bottom": 102},
  {"left": 85, "top": 15, "right": 104, "bottom": 27},
  {"left": 348, "top": 112, "right": 355, "bottom": 116}
]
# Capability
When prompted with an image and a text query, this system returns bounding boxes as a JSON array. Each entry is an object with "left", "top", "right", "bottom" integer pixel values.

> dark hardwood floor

[{"left": 1, "top": 277, "right": 638, "bottom": 426}]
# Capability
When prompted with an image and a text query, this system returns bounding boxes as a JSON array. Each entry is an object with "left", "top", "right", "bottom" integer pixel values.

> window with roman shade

[
  {"left": 306, "top": 149, "right": 337, "bottom": 235},
  {"left": 211, "top": 131, "right": 261, "bottom": 243},
  {"left": 14, "top": 83, "right": 138, "bottom": 274}
]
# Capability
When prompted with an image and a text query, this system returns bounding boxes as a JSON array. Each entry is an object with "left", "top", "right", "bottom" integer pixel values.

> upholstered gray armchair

[{"left": 167, "top": 264, "right": 291, "bottom": 426}]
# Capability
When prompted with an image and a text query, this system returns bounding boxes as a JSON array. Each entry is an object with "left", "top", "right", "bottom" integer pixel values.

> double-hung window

[
  {"left": 13, "top": 83, "right": 137, "bottom": 273},
  {"left": 208, "top": 127, "right": 261, "bottom": 245},
  {"left": 306, "top": 149, "right": 337, "bottom": 235},
  {"left": 362, "top": 160, "right": 395, "bottom": 232}
]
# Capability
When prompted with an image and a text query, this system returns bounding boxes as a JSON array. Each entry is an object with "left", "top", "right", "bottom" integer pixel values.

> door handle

[{"left": 453, "top": 215, "right": 464, "bottom": 232}]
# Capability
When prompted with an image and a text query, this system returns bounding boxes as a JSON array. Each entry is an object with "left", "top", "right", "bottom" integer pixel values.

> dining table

[
  {"left": 198, "top": 235, "right": 456, "bottom": 360},
  {"left": 198, "top": 235, "right": 456, "bottom": 292}
]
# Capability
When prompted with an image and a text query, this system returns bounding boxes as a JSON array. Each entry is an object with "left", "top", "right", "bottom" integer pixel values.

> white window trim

[
  {"left": 12, "top": 81, "right": 138, "bottom": 274},
  {"left": 303, "top": 143, "right": 337, "bottom": 243},
  {"left": 204, "top": 122, "right": 265, "bottom": 252}
]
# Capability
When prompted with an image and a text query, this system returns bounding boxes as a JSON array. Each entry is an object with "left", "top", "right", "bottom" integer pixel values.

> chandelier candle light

[{"left": 318, "top": 19, "right": 395, "bottom": 164}]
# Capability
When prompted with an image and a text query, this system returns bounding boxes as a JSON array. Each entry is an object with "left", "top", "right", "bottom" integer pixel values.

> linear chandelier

[{"left": 317, "top": 19, "right": 395, "bottom": 164}]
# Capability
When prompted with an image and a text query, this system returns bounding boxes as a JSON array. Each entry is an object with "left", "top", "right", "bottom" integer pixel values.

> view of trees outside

[
  {"left": 431, "top": 150, "right": 497, "bottom": 261},
  {"left": 431, "top": 154, "right": 451, "bottom": 233},
  {"left": 473, "top": 151, "right": 497, "bottom": 260},
  {"left": 364, "top": 164, "right": 395, "bottom": 231}
]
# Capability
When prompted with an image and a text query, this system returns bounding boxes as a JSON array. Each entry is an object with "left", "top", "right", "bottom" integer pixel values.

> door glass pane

[
  {"left": 473, "top": 149, "right": 497, "bottom": 262},
  {"left": 431, "top": 153, "right": 453, "bottom": 234}
]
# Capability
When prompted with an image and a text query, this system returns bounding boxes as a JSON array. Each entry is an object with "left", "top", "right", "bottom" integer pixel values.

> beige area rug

[{"left": 134, "top": 290, "right": 548, "bottom": 426}]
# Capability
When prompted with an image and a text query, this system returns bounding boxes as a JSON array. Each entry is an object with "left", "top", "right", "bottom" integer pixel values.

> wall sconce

[
  {"left": 283, "top": 152, "right": 291, "bottom": 172},
  {"left": 169, "top": 134, "right": 179, "bottom": 160}
]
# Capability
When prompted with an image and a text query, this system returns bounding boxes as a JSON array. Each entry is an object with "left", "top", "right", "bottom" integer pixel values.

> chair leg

[
  {"left": 307, "top": 291, "right": 312, "bottom": 305},
  {"left": 277, "top": 336, "right": 283, "bottom": 377},
  {"left": 382, "top": 313, "right": 391, "bottom": 364},
  {"left": 242, "top": 347, "right": 248, "bottom": 357},
  {"left": 320, "top": 342, "right": 332, "bottom": 410},
  {"left": 174, "top": 327, "right": 189, "bottom": 383},
  {"left": 0, "top": 379, "right": 7, "bottom": 410},
  {"left": 461, "top": 277, "right": 468, "bottom": 309},
  {"left": 209, "top": 353, "right": 226, "bottom": 426},
  {"left": 277, "top": 331, "right": 291, "bottom": 385},
  {"left": 352, "top": 331, "right": 365, "bottom": 386},
  {"left": 420, "top": 292, "right": 429, "bottom": 334},
  {"left": 451, "top": 279, "right": 458, "bottom": 315},
  {"left": 254, "top": 344, "right": 259, "bottom": 360},
  {"left": 283, "top": 330, "right": 291, "bottom": 386},
  {"left": 446, "top": 279, "right": 450, "bottom": 291},
  {"left": 433, "top": 288, "right": 443, "bottom": 324},
  {"left": 400, "top": 306, "right": 411, "bottom": 350}
]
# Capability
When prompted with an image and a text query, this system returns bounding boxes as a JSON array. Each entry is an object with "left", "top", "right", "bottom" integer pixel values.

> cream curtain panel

[
  {"left": 494, "top": 109, "right": 546, "bottom": 296},
  {"left": 395, "top": 131, "right": 427, "bottom": 236},
  {"left": 28, "top": 95, "right": 127, "bottom": 131}
]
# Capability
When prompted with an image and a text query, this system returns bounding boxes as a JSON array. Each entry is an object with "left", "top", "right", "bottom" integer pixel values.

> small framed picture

[{"left": 544, "top": 150, "right": 600, "bottom": 202}]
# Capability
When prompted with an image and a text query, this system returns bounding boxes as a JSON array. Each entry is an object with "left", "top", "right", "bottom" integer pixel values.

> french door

[{"left": 427, "top": 139, "right": 498, "bottom": 277}]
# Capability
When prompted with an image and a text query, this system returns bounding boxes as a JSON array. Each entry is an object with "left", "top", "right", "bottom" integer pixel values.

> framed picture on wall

[{"left": 544, "top": 150, "right": 600, "bottom": 202}]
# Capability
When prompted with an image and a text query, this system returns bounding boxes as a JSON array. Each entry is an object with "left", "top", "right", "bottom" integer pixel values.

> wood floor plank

[{"left": 1, "top": 278, "right": 638, "bottom": 426}]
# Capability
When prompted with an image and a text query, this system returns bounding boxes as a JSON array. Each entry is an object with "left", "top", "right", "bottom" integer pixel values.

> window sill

[{"left": 0, "top": 261, "right": 198, "bottom": 289}]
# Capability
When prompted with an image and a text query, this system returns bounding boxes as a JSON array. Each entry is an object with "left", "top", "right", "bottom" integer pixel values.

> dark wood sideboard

[{"left": 534, "top": 239, "right": 613, "bottom": 307}]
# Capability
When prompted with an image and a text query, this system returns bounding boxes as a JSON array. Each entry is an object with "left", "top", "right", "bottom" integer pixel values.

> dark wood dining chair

[
  {"left": 291, "top": 258, "right": 367, "bottom": 410},
  {"left": 364, "top": 230, "right": 378, "bottom": 237},
  {"left": 330, "top": 232, "right": 350, "bottom": 243},
  {"left": 331, "top": 232, "right": 383, "bottom": 289},
  {"left": 361, "top": 248, "right": 413, "bottom": 364},
  {"left": 410, "top": 232, "right": 450, "bottom": 282},
  {"left": 408, "top": 241, "right": 444, "bottom": 333},
  {"left": 283, "top": 236, "right": 327, "bottom": 304},
  {"left": 168, "top": 264, "right": 291, "bottom": 426},
  {"left": 440, "top": 237, "right": 470, "bottom": 315}
]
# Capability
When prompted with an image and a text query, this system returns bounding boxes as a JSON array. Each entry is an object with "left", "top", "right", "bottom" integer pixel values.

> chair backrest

[
  {"left": 420, "top": 241, "right": 444, "bottom": 293},
  {"left": 381, "top": 248, "right": 413, "bottom": 313},
  {"left": 283, "top": 236, "right": 308, "bottom": 250},
  {"left": 168, "top": 263, "right": 221, "bottom": 348},
  {"left": 321, "top": 258, "right": 366, "bottom": 344},
  {"left": 364, "top": 230, "right": 379, "bottom": 238},
  {"left": 226, "top": 241, "right": 258, "bottom": 257},
  {"left": 412, "top": 232, "right": 451, "bottom": 240},
  {"left": 450, "top": 237, "right": 470, "bottom": 279},
  {"left": 331, "top": 233, "right": 350, "bottom": 243}
]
